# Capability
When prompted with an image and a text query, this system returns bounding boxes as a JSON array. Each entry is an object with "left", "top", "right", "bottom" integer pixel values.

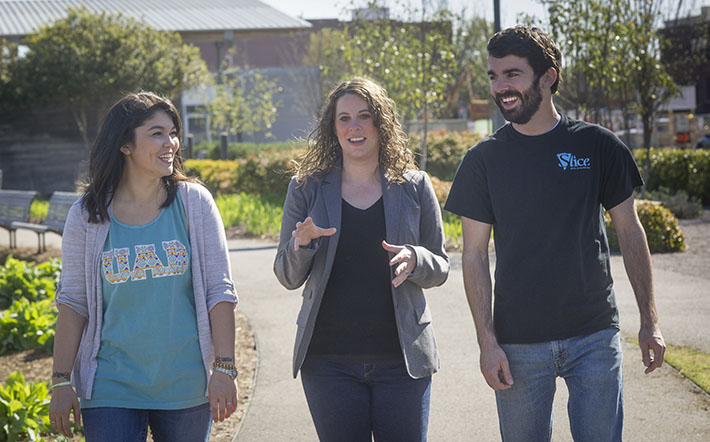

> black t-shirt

[
  {"left": 307, "top": 197, "right": 403, "bottom": 360},
  {"left": 444, "top": 115, "right": 643, "bottom": 344}
]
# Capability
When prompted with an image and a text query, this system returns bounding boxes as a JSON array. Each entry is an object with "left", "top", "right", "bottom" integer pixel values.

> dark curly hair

[{"left": 295, "top": 77, "right": 414, "bottom": 184}]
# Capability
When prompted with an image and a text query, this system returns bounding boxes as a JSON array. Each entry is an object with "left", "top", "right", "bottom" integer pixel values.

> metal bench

[
  {"left": 11, "top": 191, "right": 80, "bottom": 252},
  {"left": 0, "top": 189, "right": 38, "bottom": 249}
]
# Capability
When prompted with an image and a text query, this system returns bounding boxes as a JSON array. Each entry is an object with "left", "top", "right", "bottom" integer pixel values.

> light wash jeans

[
  {"left": 82, "top": 402, "right": 212, "bottom": 442},
  {"left": 496, "top": 328, "right": 623, "bottom": 442}
]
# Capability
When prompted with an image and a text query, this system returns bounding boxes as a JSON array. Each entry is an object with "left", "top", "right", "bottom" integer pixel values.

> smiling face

[
  {"left": 122, "top": 110, "right": 179, "bottom": 181},
  {"left": 334, "top": 93, "right": 380, "bottom": 165},
  {"left": 488, "top": 54, "right": 544, "bottom": 125}
]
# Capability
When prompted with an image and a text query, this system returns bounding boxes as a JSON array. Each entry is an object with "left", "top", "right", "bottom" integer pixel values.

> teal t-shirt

[{"left": 82, "top": 193, "right": 207, "bottom": 409}]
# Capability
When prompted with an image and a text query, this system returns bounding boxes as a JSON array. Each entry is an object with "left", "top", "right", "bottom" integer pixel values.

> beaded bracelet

[
  {"left": 213, "top": 361, "right": 237, "bottom": 370},
  {"left": 51, "top": 381, "right": 72, "bottom": 390}
]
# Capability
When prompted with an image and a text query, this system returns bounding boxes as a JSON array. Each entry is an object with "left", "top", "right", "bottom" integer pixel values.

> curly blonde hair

[{"left": 295, "top": 77, "right": 415, "bottom": 184}]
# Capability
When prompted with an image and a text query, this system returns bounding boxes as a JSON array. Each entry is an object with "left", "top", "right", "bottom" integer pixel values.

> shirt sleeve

[
  {"left": 444, "top": 147, "right": 496, "bottom": 224},
  {"left": 55, "top": 200, "right": 90, "bottom": 318},
  {"left": 599, "top": 130, "right": 644, "bottom": 210}
]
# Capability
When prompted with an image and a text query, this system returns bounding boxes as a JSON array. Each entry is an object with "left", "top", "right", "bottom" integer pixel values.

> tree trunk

[
  {"left": 420, "top": 105, "right": 428, "bottom": 171},
  {"left": 641, "top": 114, "right": 653, "bottom": 199},
  {"left": 72, "top": 107, "right": 91, "bottom": 154}
]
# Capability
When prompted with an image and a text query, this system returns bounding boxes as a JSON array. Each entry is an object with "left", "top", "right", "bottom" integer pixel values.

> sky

[{"left": 261, "top": 0, "right": 710, "bottom": 28}]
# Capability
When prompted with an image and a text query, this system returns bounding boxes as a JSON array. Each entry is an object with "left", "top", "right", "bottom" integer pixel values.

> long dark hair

[{"left": 82, "top": 92, "right": 196, "bottom": 223}]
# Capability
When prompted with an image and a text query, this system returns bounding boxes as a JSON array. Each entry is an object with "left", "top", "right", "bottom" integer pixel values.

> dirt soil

[{"left": 0, "top": 248, "right": 257, "bottom": 442}]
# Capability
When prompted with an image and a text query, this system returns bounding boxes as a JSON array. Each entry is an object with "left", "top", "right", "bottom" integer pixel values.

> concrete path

[
  {"left": 3, "top": 230, "right": 708, "bottom": 440},
  {"left": 227, "top": 238, "right": 710, "bottom": 442}
]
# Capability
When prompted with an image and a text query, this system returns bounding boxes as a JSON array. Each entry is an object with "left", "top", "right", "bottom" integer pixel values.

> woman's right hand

[
  {"left": 292, "top": 217, "right": 336, "bottom": 251},
  {"left": 49, "top": 386, "right": 81, "bottom": 437}
]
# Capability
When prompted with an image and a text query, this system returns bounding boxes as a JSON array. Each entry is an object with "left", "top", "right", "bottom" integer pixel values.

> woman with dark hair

[
  {"left": 48, "top": 92, "right": 238, "bottom": 441},
  {"left": 274, "top": 77, "right": 449, "bottom": 441}
]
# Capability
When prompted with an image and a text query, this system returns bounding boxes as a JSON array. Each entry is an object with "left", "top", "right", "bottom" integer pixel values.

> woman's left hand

[
  {"left": 208, "top": 371, "right": 238, "bottom": 423},
  {"left": 382, "top": 240, "right": 416, "bottom": 287}
]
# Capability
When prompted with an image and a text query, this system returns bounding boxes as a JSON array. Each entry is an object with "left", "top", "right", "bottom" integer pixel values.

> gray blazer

[{"left": 273, "top": 167, "right": 449, "bottom": 379}]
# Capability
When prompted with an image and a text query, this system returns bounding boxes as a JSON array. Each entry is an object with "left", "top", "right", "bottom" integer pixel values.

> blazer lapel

[
  {"left": 381, "top": 171, "right": 402, "bottom": 244},
  {"left": 322, "top": 167, "right": 342, "bottom": 232}
]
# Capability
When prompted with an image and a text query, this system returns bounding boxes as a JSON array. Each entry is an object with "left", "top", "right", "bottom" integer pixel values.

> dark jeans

[
  {"left": 300, "top": 357, "right": 431, "bottom": 442},
  {"left": 81, "top": 402, "right": 211, "bottom": 442}
]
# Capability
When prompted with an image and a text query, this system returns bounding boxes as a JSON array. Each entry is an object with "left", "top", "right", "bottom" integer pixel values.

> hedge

[
  {"left": 185, "top": 149, "right": 300, "bottom": 198},
  {"left": 605, "top": 200, "right": 686, "bottom": 253},
  {"left": 634, "top": 148, "right": 710, "bottom": 205}
]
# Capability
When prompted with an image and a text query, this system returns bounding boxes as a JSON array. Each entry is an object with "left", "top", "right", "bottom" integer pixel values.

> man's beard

[{"left": 494, "top": 76, "right": 543, "bottom": 125}]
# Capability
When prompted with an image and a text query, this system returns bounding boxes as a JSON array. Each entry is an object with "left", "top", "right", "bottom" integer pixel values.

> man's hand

[
  {"left": 639, "top": 324, "right": 665, "bottom": 374},
  {"left": 480, "top": 344, "right": 514, "bottom": 390}
]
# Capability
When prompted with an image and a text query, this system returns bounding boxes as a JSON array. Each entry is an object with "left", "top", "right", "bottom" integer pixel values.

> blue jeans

[
  {"left": 300, "top": 357, "right": 432, "bottom": 442},
  {"left": 496, "top": 328, "right": 623, "bottom": 442},
  {"left": 81, "top": 403, "right": 212, "bottom": 442}
]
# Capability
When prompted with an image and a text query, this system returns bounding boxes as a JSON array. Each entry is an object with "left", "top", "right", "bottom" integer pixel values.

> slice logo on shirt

[{"left": 557, "top": 153, "right": 591, "bottom": 170}]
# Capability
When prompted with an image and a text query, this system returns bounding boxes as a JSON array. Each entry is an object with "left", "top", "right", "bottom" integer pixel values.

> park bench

[
  {"left": 11, "top": 191, "right": 80, "bottom": 253},
  {"left": 0, "top": 190, "right": 38, "bottom": 249}
]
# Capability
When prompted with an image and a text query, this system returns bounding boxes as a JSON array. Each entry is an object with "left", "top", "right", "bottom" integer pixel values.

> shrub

[
  {"left": 605, "top": 200, "right": 686, "bottom": 253},
  {"left": 0, "top": 297, "right": 57, "bottom": 354},
  {"left": 0, "top": 257, "right": 61, "bottom": 310},
  {"left": 410, "top": 130, "right": 481, "bottom": 181},
  {"left": 0, "top": 371, "right": 52, "bottom": 441},
  {"left": 429, "top": 175, "right": 452, "bottom": 208},
  {"left": 185, "top": 149, "right": 300, "bottom": 198},
  {"left": 215, "top": 193, "right": 284, "bottom": 239},
  {"left": 645, "top": 187, "right": 703, "bottom": 219},
  {"left": 193, "top": 140, "right": 305, "bottom": 160},
  {"left": 29, "top": 200, "right": 49, "bottom": 223},
  {"left": 635, "top": 148, "right": 710, "bottom": 205}
]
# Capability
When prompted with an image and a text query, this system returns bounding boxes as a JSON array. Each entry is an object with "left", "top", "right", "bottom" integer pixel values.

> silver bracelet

[{"left": 213, "top": 365, "right": 238, "bottom": 379}]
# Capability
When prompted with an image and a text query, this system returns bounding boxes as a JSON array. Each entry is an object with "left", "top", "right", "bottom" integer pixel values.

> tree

[
  {"left": 542, "top": 0, "right": 677, "bottom": 195},
  {"left": 17, "top": 7, "right": 209, "bottom": 152},
  {"left": 447, "top": 16, "right": 495, "bottom": 119},
  {"left": 210, "top": 67, "right": 281, "bottom": 143},
  {"left": 659, "top": 9, "right": 710, "bottom": 87},
  {"left": 0, "top": 39, "right": 22, "bottom": 111},
  {"left": 304, "top": 0, "right": 457, "bottom": 170}
]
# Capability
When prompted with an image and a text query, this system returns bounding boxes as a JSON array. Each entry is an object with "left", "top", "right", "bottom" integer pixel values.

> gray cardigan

[
  {"left": 56, "top": 182, "right": 237, "bottom": 399},
  {"left": 274, "top": 168, "right": 449, "bottom": 379}
]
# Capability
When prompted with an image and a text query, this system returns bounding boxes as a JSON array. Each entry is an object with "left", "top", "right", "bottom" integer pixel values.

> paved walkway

[
  {"left": 4, "top": 230, "right": 709, "bottom": 441},
  {"left": 227, "top": 238, "right": 710, "bottom": 442}
]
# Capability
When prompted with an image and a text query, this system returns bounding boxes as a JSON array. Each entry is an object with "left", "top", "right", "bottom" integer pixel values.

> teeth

[
  {"left": 349, "top": 137, "right": 365, "bottom": 142},
  {"left": 502, "top": 96, "right": 517, "bottom": 103},
  {"left": 159, "top": 154, "right": 172, "bottom": 160}
]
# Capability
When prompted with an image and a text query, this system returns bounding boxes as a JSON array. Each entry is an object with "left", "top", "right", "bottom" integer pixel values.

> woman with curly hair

[{"left": 274, "top": 77, "right": 449, "bottom": 441}]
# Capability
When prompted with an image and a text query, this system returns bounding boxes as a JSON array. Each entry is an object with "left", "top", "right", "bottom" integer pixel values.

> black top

[
  {"left": 444, "top": 115, "right": 643, "bottom": 344},
  {"left": 307, "top": 197, "right": 403, "bottom": 360}
]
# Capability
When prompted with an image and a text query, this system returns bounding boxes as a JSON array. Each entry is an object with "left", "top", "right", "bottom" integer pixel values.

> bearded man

[{"left": 444, "top": 26, "right": 665, "bottom": 442}]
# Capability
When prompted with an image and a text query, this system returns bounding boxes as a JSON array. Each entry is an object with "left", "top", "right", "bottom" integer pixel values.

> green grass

[
  {"left": 443, "top": 212, "right": 462, "bottom": 250},
  {"left": 664, "top": 344, "right": 710, "bottom": 394},
  {"left": 215, "top": 192, "right": 284, "bottom": 239},
  {"left": 628, "top": 338, "right": 710, "bottom": 394}
]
